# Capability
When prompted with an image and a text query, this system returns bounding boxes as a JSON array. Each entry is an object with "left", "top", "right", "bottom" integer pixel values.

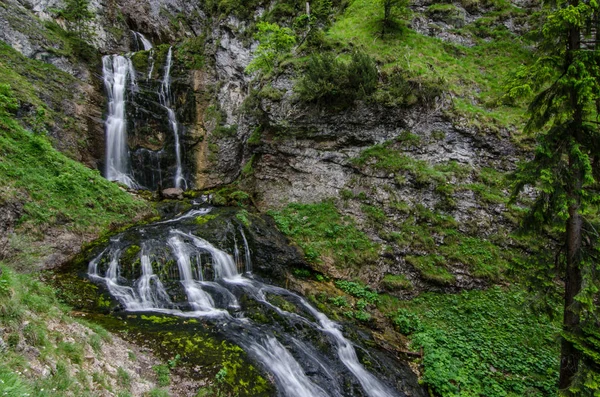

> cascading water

[
  {"left": 159, "top": 47, "right": 185, "bottom": 190},
  {"left": 133, "top": 31, "right": 153, "bottom": 51},
  {"left": 132, "top": 31, "right": 155, "bottom": 80},
  {"left": 102, "top": 55, "right": 138, "bottom": 188},
  {"left": 87, "top": 207, "right": 402, "bottom": 397}
]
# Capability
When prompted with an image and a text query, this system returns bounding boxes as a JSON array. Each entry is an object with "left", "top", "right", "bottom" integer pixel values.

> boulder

[{"left": 161, "top": 188, "right": 184, "bottom": 200}]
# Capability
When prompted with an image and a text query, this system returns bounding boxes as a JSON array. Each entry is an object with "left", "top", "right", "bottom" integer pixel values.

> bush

[{"left": 295, "top": 50, "right": 378, "bottom": 107}]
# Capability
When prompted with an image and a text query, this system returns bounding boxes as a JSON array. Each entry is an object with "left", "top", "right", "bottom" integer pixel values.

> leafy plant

[{"left": 246, "top": 22, "right": 296, "bottom": 75}]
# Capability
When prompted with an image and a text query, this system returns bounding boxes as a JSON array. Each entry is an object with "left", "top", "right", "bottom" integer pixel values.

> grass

[
  {"left": 0, "top": 265, "right": 115, "bottom": 396},
  {"left": 268, "top": 201, "right": 379, "bottom": 267},
  {"left": 326, "top": 0, "right": 533, "bottom": 129},
  {"left": 0, "top": 84, "right": 149, "bottom": 236}
]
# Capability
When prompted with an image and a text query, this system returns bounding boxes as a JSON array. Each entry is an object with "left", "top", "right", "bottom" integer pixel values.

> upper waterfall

[
  {"left": 102, "top": 55, "right": 138, "bottom": 188},
  {"left": 159, "top": 47, "right": 185, "bottom": 190}
]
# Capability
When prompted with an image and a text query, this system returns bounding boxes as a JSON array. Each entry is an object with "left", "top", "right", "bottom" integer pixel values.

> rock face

[{"left": 1, "top": 0, "right": 527, "bottom": 292}]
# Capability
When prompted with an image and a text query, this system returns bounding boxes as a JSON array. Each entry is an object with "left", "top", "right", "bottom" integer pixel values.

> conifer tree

[
  {"left": 507, "top": 0, "right": 600, "bottom": 393},
  {"left": 61, "top": 0, "right": 94, "bottom": 42}
]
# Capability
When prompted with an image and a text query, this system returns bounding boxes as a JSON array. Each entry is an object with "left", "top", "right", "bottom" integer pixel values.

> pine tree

[
  {"left": 507, "top": 0, "right": 600, "bottom": 393},
  {"left": 379, "top": 0, "right": 409, "bottom": 37},
  {"left": 61, "top": 0, "right": 94, "bottom": 42}
]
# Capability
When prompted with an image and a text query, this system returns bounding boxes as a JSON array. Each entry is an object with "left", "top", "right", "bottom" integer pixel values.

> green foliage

[
  {"left": 153, "top": 364, "right": 171, "bottom": 387},
  {"left": 56, "top": 0, "right": 97, "bottom": 60},
  {"left": 148, "top": 388, "right": 170, "bottom": 397},
  {"left": 404, "top": 287, "right": 560, "bottom": 396},
  {"left": 505, "top": 0, "right": 600, "bottom": 389},
  {"left": 353, "top": 142, "right": 470, "bottom": 188},
  {"left": 327, "top": 0, "right": 532, "bottom": 127},
  {"left": 334, "top": 280, "right": 379, "bottom": 304},
  {"left": 211, "top": 187, "right": 252, "bottom": 207},
  {"left": 246, "top": 22, "right": 296, "bottom": 75},
  {"left": 0, "top": 103, "right": 149, "bottom": 235},
  {"left": 0, "top": 84, "right": 18, "bottom": 116},
  {"left": 176, "top": 35, "right": 206, "bottom": 70},
  {"left": 294, "top": 50, "right": 378, "bottom": 107},
  {"left": 235, "top": 209, "right": 251, "bottom": 227},
  {"left": 379, "top": 0, "right": 410, "bottom": 37},
  {"left": 269, "top": 201, "right": 378, "bottom": 267},
  {"left": 389, "top": 308, "right": 422, "bottom": 334},
  {"left": 406, "top": 255, "right": 455, "bottom": 285},
  {"left": 373, "top": 67, "right": 445, "bottom": 108},
  {"left": 329, "top": 296, "right": 349, "bottom": 307},
  {"left": 117, "top": 367, "right": 131, "bottom": 388}
]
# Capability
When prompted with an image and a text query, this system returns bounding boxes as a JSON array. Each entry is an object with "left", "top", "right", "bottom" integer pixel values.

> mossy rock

[
  {"left": 381, "top": 274, "right": 413, "bottom": 291},
  {"left": 426, "top": 4, "right": 466, "bottom": 28}
]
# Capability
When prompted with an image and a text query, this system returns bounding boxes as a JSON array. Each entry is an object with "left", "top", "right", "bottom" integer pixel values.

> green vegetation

[
  {"left": 0, "top": 85, "right": 148, "bottom": 236},
  {"left": 246, "top": 22, "right": 296, "bottom": 75},
  {"left": 390, "top": 287, "right": 560, "bottom": 396},
  {"left": 326, "top": 0, "right": 532, "bottom": 128},
  {"left": 353, "top": 142, "right": 471, "bottom": 188},
  {"left": 59, "top": 0, "right": 94, "bottom": 41},
  {"left": 381, "top": 274, "right": 413, "bottom": 291},
  {"left": 505, "top": 0, "right": 600, "bottom": 390},
  {"left": 269, "top": 201, "right": 378, "bottom": 267},
  {"left": 0, "top": 265, "right": 147, "bottom": 396},
  {"left": 294, "top": 50, "right": 378, "bottom": 107},
  {"left": 379, "top": 0, "right": 410, "bottom": 37},
  {"left": 153, "top": 364, "right": 171, "bottom": 387}
]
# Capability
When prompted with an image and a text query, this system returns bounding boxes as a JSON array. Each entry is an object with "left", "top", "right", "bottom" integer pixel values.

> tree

[
  {"left": 245, "top": 22, "right": 296, "bottom": 75},
  {"left": 507, "top": 0, "right": 600, "bottom": 393},
  {"left": 60, "top": 0, "right": 94, "bottom": 42},
  {"left": 379, "top": 0, "right": 409, "bottom": 37}
]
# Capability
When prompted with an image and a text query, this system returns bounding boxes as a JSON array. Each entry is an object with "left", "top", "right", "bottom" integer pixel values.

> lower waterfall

[{"left": 87, "top": 207, "right": 400, "bottom": 397}]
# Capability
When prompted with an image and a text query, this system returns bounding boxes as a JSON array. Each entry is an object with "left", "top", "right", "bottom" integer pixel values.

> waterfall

[
  {"left": 102, "top": 55, "right": 138, "bottom": 188},
  {"left": 87, "top": 209, "right": 399, "bottom": 397},
  {"left": 132, "top": 31, "right": 155, "bottom": 80},
  {"left": 159, "top": 47, "right": 185, "bottom": 190},
  {"left": 240, "top": 228, "right": 252, "bottom": 273},
  {"left": 133, "top": 31, "right": 153, "bottom": 51}
]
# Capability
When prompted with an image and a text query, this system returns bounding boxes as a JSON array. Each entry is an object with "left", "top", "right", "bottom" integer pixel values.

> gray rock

[{"left": 162, "top": 188, "right": 184, "bottom": 200}]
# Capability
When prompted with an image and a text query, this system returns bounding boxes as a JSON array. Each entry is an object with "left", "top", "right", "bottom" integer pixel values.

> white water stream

[
  {"left": 102, "top": 55, "right": 138, "bottom": 188},
  {"left": 158, "top": 47, "right": 185, "bottom": 189},
  {"left": 88, "top": 210, "right": 398, "bottom": 397}
]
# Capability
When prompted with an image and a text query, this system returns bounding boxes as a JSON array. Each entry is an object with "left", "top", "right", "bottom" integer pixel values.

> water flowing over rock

[
  {"left": 102, "top": 54, "right": 138, "bottom": 188},
  {"left": 84, "top": 207, "right": 418, "bottom": 396},
  {"left": 158, "top": 47, "right": 186, "bottom": 190}
]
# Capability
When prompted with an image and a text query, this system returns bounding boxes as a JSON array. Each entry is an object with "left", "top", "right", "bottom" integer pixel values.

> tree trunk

[
  {"left": 559, "top": 200, "right": 583, "bottom": 390},
  {"left": 559, "top": 12, "right": 584, "bottom": 391}
]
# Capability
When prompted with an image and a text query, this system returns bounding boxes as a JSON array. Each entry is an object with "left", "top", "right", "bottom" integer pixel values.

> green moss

[
  {"left": 381, "top": 274, "right": 413, "bottom": 291},
  {"left": 195, "top": 214, "right": 218, "bottom": 225},
  {"left": 406, "top": 255, "right": 456, "bottom": 285},
  {"left": 235, "top": 209, "right": 251, "bottom": 227},
  {"left": 130, "top": 51, "right": 150, "bottom": 74}
]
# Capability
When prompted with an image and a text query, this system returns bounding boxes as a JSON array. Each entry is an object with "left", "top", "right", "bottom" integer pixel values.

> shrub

[{"left": 295, "top": 50, "right": 378, "bottom": 107}]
